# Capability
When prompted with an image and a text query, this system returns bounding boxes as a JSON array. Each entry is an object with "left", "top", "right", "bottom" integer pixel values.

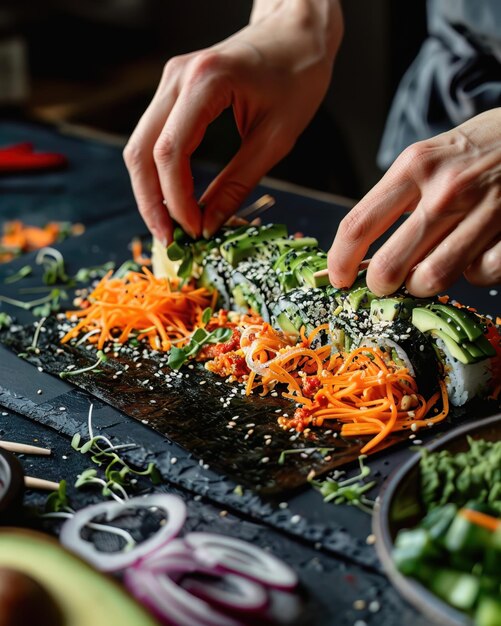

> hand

[
  {"left": 328, "top": 108, "right": 501, "bottom": 297},
  {"left": 123, "top": 0, "right": 343, "bottom": 244}
]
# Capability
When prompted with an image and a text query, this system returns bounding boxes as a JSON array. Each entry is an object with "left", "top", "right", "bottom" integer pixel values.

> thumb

[{"left": 201, "top": 126, "right": 292, "bottom": 238}]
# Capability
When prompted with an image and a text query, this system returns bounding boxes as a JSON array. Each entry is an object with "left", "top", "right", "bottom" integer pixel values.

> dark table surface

[{"left": 0, "top": 119, "right": 499, "bottom": 626}]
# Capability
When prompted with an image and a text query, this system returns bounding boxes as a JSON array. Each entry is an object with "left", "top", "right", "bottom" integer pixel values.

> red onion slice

[
  {"left": 125, "top": 565, "right": 244, "bottom": 626},
  {"left": 135, "top": 539, "right": 268, "bottom": 612},
  {"left": 182, "top": 573, "right": 267, "bottom": 612},
  {"left": 184, "top": 533, "right": 298, "bottom": 589},
  {"left": 60, "top": 493, "right": 186, "bottom": 572}
]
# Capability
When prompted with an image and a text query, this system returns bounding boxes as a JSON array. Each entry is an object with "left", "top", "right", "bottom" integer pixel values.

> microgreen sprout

[
  {"left": 45, "top": 480, "right": 72, "bottom": 513},
  {"left": 74, "top": 261, "right": 115, "bottom": 283},
  {"left": 27, "top": 316, "right": 47, "bottom": 353},
  {"left": 168, "top": 325, "right": 232, "bottom": 370},
  {"left": 35, "top": 247, "right": 71, "bottom": 286},
  {"left": 0, "top": 312, "right": 12, "bottom": 330},
  {"left": 308, "top": 455, "right": 376, "bottom": 514},
  {"left": 4, "top": 264, "right": 32, "bottom": 284},
  {"left": 0, "top": 288, "right": 68, "bottom": 316},
  {"left": 278, "top": 446, "right": 336, "bottom": 465},
  {"left": 59, "top": 350, "right": 107, "bottom": 379},
  {"left": 71, "top": 404, "right": 161, "bottom": 501}
]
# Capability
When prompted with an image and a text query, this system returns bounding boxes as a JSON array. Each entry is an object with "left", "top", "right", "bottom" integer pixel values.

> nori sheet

[
  {"left": 1, "top": 317, "right": 499, "bottom": 496},
  {"left": 0, "top": 318, "right": 401, "bottom": 494}
]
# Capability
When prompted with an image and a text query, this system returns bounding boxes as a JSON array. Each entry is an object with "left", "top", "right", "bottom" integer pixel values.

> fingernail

[{"left": 203, "top": 210, "right": 225, "bottom": 239}]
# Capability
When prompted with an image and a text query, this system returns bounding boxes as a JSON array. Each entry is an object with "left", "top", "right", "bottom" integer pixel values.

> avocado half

[{"left": 0, "top": 528, "right": 158, "bottom": 626}]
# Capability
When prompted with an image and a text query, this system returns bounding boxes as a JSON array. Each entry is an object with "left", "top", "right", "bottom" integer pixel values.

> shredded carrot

[
  {"left": 0, "top": 220, "right": 84, "bottom": 262},
  {"left": 228, "top": 321, "right": 450, "bottom": 454},
  {"left": 62, "top": 268, "right": 213, "bottom": 351},
  {"left": 131, "top": 237, "right": 152, "bottom": 266},
  {"left": 460, "top": 508, "right": 500, "bottom": 532}
]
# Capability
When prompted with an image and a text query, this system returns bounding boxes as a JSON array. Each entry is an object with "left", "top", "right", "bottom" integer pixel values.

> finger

[
  {"left": 124, "top": 74, "right": 180, "bottom": 244},
  {"left": 406, "top": 205, "right": 501, "bottom": 296},
  {"left": 154, "top": 62, "right": 233, "bottom": 239},
  {"left": 201, "top": 124, "right": 294, "bottom": 238},
  {"left": 327, "top": 169, "right": 419, "bottom": 289},
  {"left": 365, "top": 202, "right": 462, "bottom": 296},
  {"left": 464, "top": 237, "right": 501, "bottom": 287}
]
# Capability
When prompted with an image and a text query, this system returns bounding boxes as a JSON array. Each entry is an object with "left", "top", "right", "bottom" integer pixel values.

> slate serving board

[{"left": 0, "top": 120, "right": 499, "bottom": 576}]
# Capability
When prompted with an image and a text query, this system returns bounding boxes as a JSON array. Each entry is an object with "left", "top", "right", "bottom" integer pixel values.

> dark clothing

[{"left": 378, "top": 0, "right": 501, "bottom": 169}]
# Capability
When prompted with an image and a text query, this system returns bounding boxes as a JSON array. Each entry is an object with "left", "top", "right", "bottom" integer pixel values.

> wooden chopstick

[
  {"left": 24, "top": 476, "right": 60, "bottom": 491},
  {"left": 313, "top": 258, "right": 372, "bottom": 279},
  {"left": 0, "top": 441, "right": 51, "bottom": 456},
  {"left": 238, "top": 194, "right": 275, "bottom": 218}
]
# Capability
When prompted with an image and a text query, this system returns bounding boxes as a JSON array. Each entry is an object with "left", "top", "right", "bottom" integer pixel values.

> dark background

[{"left": 0, "top": 0, "right": 427, "bottom": 200}]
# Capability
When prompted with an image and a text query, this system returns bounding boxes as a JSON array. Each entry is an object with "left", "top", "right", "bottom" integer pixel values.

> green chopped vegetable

[{"left": 420, "top": 437, "right": 501, "bottom": 514}]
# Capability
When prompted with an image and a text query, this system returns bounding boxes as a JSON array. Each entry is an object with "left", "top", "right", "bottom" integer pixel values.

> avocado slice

[
  {"left": 370, "top": 297, "right": 416, "bottom": 322},
  {"left": 221, "top": 223, "right": 287, "bottom": 266},
  {"left": 474, "top": 333, "right": 497, "bottom": 358},
  {"left": 412, "top": 308, "right": 467, "bottom": 343},
  {"left": 275, "top": 311, "right": 301, "bottom": 336},
  {"left": 346, "top": 286, "right": 376, "bottom": 311},
  {"left": 430, "top": 329, "right": 474, "bottom": 364},
  {"left": 0, "top": 529, "right": 158, "bottom": 626},
  {"left": 431, "top": 303, "right": 484, "bottom": 341},
  {"left": 461, "top": 340, "right": 486, "bottom": 360}
]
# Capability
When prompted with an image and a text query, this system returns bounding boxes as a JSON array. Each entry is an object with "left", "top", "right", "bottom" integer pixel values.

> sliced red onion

[
  {"left": 125, "top": 564, "right": 244, "bottom": 626},
  {"left": 182, "top": 573, "right": 267, "bottom": 612},
  {"left": 136, "top": 539, "right": 268, "bottom": 612},
  {"left": 60, "top": 493, "right": 186, "bottom": 572},
  {"left": 183, "top": 533, "right": 298, "bottom": 589}
]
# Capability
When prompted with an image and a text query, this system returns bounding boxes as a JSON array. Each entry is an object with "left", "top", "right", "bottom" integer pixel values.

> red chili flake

[{"left": 302, "top": 376, "right": 321, "bottom": 397}]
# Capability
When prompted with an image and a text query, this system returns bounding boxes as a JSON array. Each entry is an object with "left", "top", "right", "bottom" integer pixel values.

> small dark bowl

[
  {"left": 373, "top": 413, "right": 501, "bottom": 626},
  {"left": 0, "top": 448, "right": 25, "bottom": 524}
]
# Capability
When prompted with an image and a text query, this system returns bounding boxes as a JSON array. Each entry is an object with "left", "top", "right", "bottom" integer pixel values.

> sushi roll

[
  {"left": 411, "top": 304, "right": 498, "bottom": 406},
  {"left": 199, "top": 252, "right": 233, "bottom": 310},
  {"left": 229, "top": 258, "right": 282, "bottom": 322},
  {"left": 271, "top": 288, "right": 332, "bottom": 345},
  {"left": 355, "top": 320, "right": 440, "bottom": 398}
]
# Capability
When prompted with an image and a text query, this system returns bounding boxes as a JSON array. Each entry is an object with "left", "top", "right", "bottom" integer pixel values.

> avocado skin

[
  {"left": 0, "top": 529, "right": 159, "bottom": 626},
  {"left": 0, "top": 567, "right": 63, "bottom": 626}
]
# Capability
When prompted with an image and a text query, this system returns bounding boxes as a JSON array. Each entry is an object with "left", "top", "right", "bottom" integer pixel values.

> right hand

[{"left": 123, "top": 0, "right": 343, "bottom": 244}]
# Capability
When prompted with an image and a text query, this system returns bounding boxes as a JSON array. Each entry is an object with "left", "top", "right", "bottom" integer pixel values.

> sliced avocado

[
  {"left": 430, "top": 329, "right": 474, "bottom": 364},
  {"left": 0, "top": 528, "right": 158, "bottom": 626},
  {"left": 412, "top": 308, "right": 467, "bottom": 343},
  {"left": 272, "top": 236, "right": 319, "bottom": 251},
  {"left": 297, "top": 264, "right": 330, "bottom": 288},
  {"left": 431, "top": 304, "right": 484, "bottom": 341},
  {"left": 474, "top": 333, "right": 497, "bottom": 358},
  {"left": 275, "top": 311, "right": 300, "bottom": 336},
  {"left": 346, "top": 287, "right": 376, "bottom": 311},
  {"left": 370, "top": 297, "right": 416, "bottom": 322},
  {"left": 232, "top": 284, "right": 248, "bottom": 309},
  {"left": 221, "top": 223, "right": 287, "bottom": 266},
  {"left": 461, "top": 341, "right": 486, "bottom": 361}
]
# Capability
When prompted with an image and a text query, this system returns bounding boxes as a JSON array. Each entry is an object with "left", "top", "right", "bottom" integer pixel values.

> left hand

[{"left": 327, "top": 108, "right": 501, "bottom": 297}]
